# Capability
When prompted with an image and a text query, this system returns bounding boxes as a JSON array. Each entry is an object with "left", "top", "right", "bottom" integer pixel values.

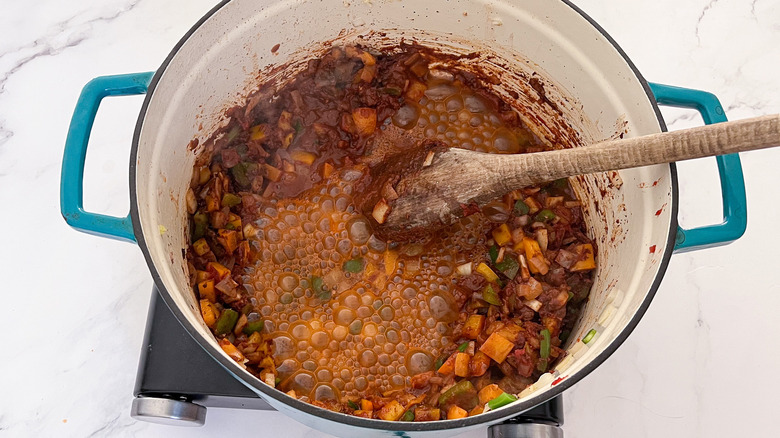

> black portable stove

[{"left": 131, "top": 287, "right": 563, "bottom": 437}]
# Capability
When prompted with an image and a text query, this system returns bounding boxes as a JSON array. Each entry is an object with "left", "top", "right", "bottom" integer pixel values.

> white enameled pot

[{"left": 61, "top": 0, "right": 746, "bottom": 436}]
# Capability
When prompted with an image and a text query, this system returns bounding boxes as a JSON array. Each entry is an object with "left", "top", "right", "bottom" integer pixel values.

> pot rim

[{"left": 129, "top": 0, "right": 679, "bottom": 431}]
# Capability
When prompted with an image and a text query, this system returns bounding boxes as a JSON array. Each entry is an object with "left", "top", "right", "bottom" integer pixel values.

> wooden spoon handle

[{"left": 496, "top": 113, "right": 780, "bottom": 189}]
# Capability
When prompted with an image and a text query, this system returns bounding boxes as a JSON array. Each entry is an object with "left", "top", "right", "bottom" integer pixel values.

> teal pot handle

[
  {"left": 649, "top": 83, "right": 747, "bottom": 253},
  {"left": 60, "top": 72, "right": 154, "bottom": 243}
]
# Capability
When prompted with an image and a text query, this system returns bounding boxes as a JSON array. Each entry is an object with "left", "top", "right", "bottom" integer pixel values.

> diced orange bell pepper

[
  {"left": 454, "top": 353, "right": 470, "bottom": 378},
  {"left": 217, "top": 229, "right": 239, "bottom": 253},
  {"left": 197, "top": 279, "right": 216, "bottom": 302},
  {"left": 469, "top": 405, "right": 485, "bottom": 417},
  {"left": 199, "top": 299, "right": 218, "bottom": 327},
  {"left": 479, "top": 332, "right": 515, "bottom": 364},
  {"left": 207, "top": 261, "right": 230, "bottom": 280},
  {"left": 478, "top": 384, "right": 505, "bottom": 405},
  {"left": 447, "top": 405, "right": 468, "bottom": 420},
  {"left": 360, "top": 399, "right": 373, "bottom": 412},
  {"left": 437, "top": 353, "right": 457, "bottom": 375},
  {"left": 405, "top": 80, "right": 427, "bottom": 101},
  {"left": 352, "top": 108, "right": 377, "bottom": 136},
  {"left": 205, "top": 192, "right": 221, "bottom": 212},
  {"left": 571, "top": 243, "right": 596, "bottom": 271},
  {"left": 218, "top": 338, "right": 245, "bottom": 364},
  {"left": 522, "top": 237, "right": 549, "bottom": 275},
  {"left": 322, "top": 162, "right": 335, "bottom": 178}
]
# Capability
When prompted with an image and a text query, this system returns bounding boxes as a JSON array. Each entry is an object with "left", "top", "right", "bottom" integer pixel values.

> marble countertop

[{"left": 2, "top": 0, "right": 779, "bottom": 436}]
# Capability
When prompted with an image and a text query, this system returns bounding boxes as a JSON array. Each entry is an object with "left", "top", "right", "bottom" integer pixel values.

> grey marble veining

[{"left": 1, "top": 0, "right": 779, "bottom": 437}]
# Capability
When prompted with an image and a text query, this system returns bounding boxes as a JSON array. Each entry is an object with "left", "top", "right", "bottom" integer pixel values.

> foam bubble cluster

[{"left": 238, "top": 168, "right": 489, "bottom": 402}]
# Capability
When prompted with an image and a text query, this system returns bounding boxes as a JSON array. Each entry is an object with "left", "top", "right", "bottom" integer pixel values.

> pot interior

[{"left": 133, "top": 0, "right": 673, "bottom": 433}]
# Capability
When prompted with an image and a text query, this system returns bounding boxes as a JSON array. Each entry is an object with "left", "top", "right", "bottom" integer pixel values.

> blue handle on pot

[
  {"left": 60, "top": 72, "right": 155, "bottom": 243},
  {"left": 649, "top": 83, "right": 747, "bottom": 253}
]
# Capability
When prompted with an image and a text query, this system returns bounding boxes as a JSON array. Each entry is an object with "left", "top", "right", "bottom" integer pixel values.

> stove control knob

[
  {"left": 489, "top": 422, "right": 564, "bottom": 438},
  {"left": 131, "top": 396, "right": 206, "bottom": 426}
]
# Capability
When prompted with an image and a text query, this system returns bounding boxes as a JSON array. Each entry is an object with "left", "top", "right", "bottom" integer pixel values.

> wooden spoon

[{"left": 369, "top": 114, "right": 780, "bottom": 241}]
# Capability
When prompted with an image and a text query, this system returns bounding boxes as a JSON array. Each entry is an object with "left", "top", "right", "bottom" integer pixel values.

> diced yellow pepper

[
  {"left": 282, "top": 132, "right": 294, "bottom": 148},
  {"left": 199, "top": 299, "right": 218, "bottom": 327},
  {"left": 264, "top": 164, "right": 282, "bottom": 182},
  {"left": 571, "top": 243, "right": 596, "bottom": 271},
  {"left": 495, "top": 322, "right": 522, "bottom": 342},
  {"left": 492, "top": 224, "right": 512, "bottom": 246},
  {"left": 247, "top": 331, "right": 262, "bottom": 344},
  {"left": 249, "top": 124, "right": 266, "bottom": 140},
  {"left": 290, "top": 150, "right": 317, "bottom": 165},
  {"left": 377, "top": 400, "right": 405, "bottom": 421},
  {"left": 476, "top": 262, "right": 499, "bottom": 283},
  {"left": 198, "top": 280, "right": 216, "bottom": 302},
  {"left": 192, "top": 238, "right": 210, "bottom": 256},
  {"left": 277, "top": 111, "right": 293, "bottom": 131},
  {"left": 227, "top": 213, "right": 242, "bottom": 230},
  {"left": 462, "top": 314, "right": 485, "bottom": 339}
]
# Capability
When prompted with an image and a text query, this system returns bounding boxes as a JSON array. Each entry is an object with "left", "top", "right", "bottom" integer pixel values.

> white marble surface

[{"left": 2, "top": 0, "right": 780, "bottom": 436}]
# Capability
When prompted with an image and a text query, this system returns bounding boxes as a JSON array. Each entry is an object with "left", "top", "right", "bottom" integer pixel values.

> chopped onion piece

[
  {"left": 456, "top": 262, "right": 473, "bottom": 276},
  {"left": 524, "top": 299, "right": 542, "bottom": 312},
  {"left": 496, "top": 247, "right": 506, "bottom": 263},
  {"left": 545, "top": 196, "right": 564, "bottom": 208},
  {"left": 555, "top": 355, "right": 575, "bottom": 373},
  {"left": 186, "top": 188, "right": 197, "bottom": 214},
  {"left": 598, "top": 305, "right": 616, "bottom": 325},
  {"left": 423, "top": 151, "right": 435, "bottom": 167},
  {"left": 535, "top": 229, "right": 548, "bottom": 252},
  {"left": 381, "top": 181, "right": 399, "bottom": 201},
  {"left": 243, "top": 223, "right": 258, "bottom": 239},
  {"left": 517, "top": 254, "right": 531, "bottom": 280},
  {"left": 372, "top": 198, "right": 391, "bottom": 224}
]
